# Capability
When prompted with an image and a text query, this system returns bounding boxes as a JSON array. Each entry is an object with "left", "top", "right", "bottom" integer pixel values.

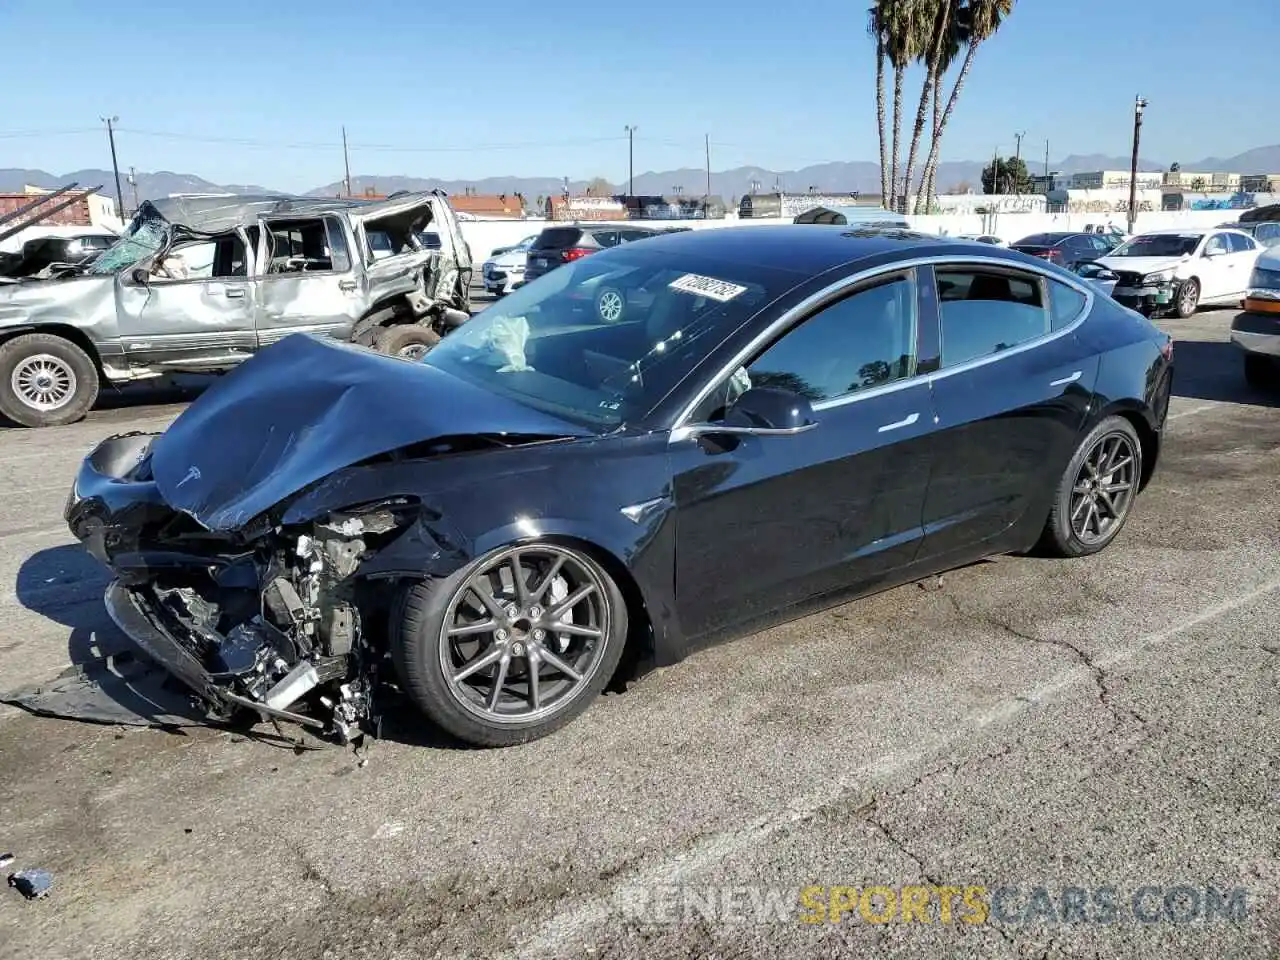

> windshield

[
  {"left": 1110, "top": 234, "right": 1201, "bottom": 258},
  {"left": 86, "top": 212, "right": 168, "bottom": 274},
  {"left": 421, "top": 246, "right": 802, "bottom": 429}
]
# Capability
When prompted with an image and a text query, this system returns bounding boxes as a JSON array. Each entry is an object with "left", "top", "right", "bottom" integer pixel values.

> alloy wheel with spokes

[
  {"left": 391, "top": 542, "right": 629, "bottom": 744},
  {"left": 1069, "top": 432, "right": 1137, "bottom": 546},
  {"left": 12, "top": 353, "right": 77, "bottom": 412},
  {"left": 596, "top": 288, "right": 625, "bottom": 323}
]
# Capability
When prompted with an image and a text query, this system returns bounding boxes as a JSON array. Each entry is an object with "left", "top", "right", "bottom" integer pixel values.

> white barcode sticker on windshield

[{"left": 668, "top": 273, "right": 748, "bottom": 302}]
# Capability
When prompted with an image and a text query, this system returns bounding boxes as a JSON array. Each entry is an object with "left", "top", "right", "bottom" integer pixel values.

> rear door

[
  {"left": 917, "top": 261, "right": 1100, "bottom": 565},
  {"left": 1225, "top": 232, "right": 1260, "bottom": 298},
  {"left": 254, "top": 214, "right": 364, "bottom": 347},
  {"left": 1196, "top": 232, "right": 1236, "bottom": 301}
]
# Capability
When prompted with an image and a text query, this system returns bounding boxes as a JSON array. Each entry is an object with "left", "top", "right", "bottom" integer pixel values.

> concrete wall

[{"left": 457, "top": 209, "right": 1242, "bottom": 261}]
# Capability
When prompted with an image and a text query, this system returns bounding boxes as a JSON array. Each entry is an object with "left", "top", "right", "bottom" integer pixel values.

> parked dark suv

[
  {"left": 521, "top": 224, "right": 665, "bottom": 284},
  {"left": 1009, "top": 231, "right": 1120, "bottom": 269}
]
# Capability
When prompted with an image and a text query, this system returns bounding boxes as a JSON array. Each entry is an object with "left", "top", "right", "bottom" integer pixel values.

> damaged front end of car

[{"left": 66, "top": 433, "right": 434, "bottom": 742}]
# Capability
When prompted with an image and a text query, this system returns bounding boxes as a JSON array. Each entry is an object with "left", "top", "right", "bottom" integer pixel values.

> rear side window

[
  {"left": 936, "top": 268, "right": 1049, "bottom": 367},
  {"left": 1048, "top": 278, "right": 1088, "bottom": 331},
  {"left": 536, "top": 228, "right": 583, "bottom": 249}
]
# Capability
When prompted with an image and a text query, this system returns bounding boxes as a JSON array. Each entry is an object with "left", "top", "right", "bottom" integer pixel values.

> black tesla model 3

[{"left": 65, "top": 226, "right": 1174, "bottom": 747}]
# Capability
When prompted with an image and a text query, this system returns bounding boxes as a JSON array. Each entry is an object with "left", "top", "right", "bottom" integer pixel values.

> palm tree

[
  {"left": 901, "top": 0, "right": 955, "bottom": 218},
  {"left": 868, "top": 6, "right": 890, "bottom": 203},
  {"left": 917, "top": 1, "right": 965, "bottom": 212},
  {"left": 870, "top": 0, "right": 928, "bottom": 211},
  {"left": 915, "top": 0, "right": 1016, "bottom": 214}
]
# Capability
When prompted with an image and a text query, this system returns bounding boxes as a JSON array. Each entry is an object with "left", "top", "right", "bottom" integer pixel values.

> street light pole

[
  {"left": 101, "top": 116, "right": 124, "bottom": 223},
  {"left": 1128, "top": 96, "right": 1147, "bottom": 235},
  {"left": 1013, "top": 131, "right": 1026, "bottom": 194},
  {"left": 624, "top": 125, "right": 636, "bottom": 197}
]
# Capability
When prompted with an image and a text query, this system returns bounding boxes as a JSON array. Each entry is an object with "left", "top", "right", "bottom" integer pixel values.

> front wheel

[
  {"left": 391, "top": 543, "right": 629, "bottom": 747},
  {"left": 1037, "top": 415, "right": 1143, "bottom": 558},
  {"left": 374, "top": 324, "right": 441, "bottom": 361},
  {"left": 0, "top": 333, "right": 100, "bottom": 427},
  {"left": 1174, "top": 278, "right": 1200, "bottom": 318}
]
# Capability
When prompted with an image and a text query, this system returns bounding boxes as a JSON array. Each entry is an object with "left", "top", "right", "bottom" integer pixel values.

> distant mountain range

[{"left": 4, "top": 144, "right": 1278, "bottom": 206}]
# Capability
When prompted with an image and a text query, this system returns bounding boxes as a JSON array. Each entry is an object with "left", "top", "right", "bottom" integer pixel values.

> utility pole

[
  {"left": 101, "top": 116, "right": 124, "bottom": 223},
  {"left": 1013, "top": 131, "right": 1026, "bottom": 194},
  {"left": 1044, "top": 139, "right": 1050, "bottom": 177},
  {"left": 342, "top": 126, "right": 352, "bottom": 198},
  {"left": 704, "top": 133, "right": 711, "bottom": 207},
  {"left": 128, "top": 166, "right": 139, "bottom": 214},
  {"left": 624, "top": 125, "right": 636, "bottom": 197},
  {"left": 1128, "top": 96, "right": 1148, "bottom": 234}
]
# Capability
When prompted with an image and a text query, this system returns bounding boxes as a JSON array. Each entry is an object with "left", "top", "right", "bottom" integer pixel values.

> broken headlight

[{"left": 317, "top": 496, "right": 424, "bottom": 540}]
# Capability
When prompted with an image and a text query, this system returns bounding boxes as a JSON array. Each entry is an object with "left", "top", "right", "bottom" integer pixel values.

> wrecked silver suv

[{"left": 0, "top": 191, "right": 472, "bottom": 427}]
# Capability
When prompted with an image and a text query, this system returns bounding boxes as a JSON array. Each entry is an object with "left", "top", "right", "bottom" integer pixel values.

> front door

[
  {"left": 1196, "top": 232, "right": 1236, "bottom": 301},
  {"left": 918, "top": 263, "right": 1098, "bottom": 564},
  {"left": 115, "top": 232, "right": 257, "bottom": 373},
  {"left": 671, "top": 271, "right": 935, "bottom": 640},
  {"left": 255, "top": 214, "right": 365, "bottom": 348}
]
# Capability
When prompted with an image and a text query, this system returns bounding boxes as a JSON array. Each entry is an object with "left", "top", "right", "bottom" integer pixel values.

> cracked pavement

[{"left": 0, "top": 308, "right": 1277, "bottom": 960}]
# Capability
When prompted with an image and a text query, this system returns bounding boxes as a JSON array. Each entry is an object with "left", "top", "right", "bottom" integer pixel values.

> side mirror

[
  {"left": 131, "top": 267, "right": 150, "bottom": 285},
  {"left": 1204, "top": 248, "right": 1223, "bottom": 258},
  {"left": 722, "top": 387, "right": 818, "bottom": 434}
]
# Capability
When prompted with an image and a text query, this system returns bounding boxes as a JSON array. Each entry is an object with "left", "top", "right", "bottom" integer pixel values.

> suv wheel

[
  {"left": 374, "top": 325, "right": 441, "bottom": 361},
  {"left": 0, "top": 333, "right": 100, "bottom": 427},
  {"left": 595, "top": 287, "right": 627, "bottom": 324}
]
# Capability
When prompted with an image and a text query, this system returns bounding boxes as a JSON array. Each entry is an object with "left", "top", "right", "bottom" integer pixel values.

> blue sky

[{"left": 0, "top": 0, "right": 1271, "bottom": 191}]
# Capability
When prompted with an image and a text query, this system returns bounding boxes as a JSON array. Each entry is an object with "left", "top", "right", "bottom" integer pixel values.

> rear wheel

[
  {"left": 374, "top": 324, "right": 440, "bottom": 361},
  {"left": 1174, "top": 278, "right": 1200, "bottom": 318},
  {"left": 391, "top": 543, "right": 628, "bottom": 747},
  {"left": 1037, "top": 415, "right": 1142, "bottom": 558},
  {"left": 0, "top": 333, "right": 99, "bottom": 427}
]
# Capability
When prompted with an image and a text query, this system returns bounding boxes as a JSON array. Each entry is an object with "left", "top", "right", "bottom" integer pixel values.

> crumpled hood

[
  {"left": 1095, "top": 255, "right": 1187, "bottom": 276},
  {"left": 150, "top": 334, "right": 591, "bottom": 531}
]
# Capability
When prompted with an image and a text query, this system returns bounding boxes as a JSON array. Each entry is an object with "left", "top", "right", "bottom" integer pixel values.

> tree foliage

[{"left": 981, "top": 156, "right": 1032, "bottom": 195}]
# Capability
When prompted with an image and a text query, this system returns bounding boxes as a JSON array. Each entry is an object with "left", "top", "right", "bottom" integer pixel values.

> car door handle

[
  {"left": 878, "top": 412, "right": 919, "bottom": 433},
  {"left": 338, "top": 279, "right": 357, "bottom": 291},
  {"left": 1050, "top": 370, "right": 1082, "bottom": 386},
  {"left": 224, "top": 288, "right": 245, "bottom": 299}
]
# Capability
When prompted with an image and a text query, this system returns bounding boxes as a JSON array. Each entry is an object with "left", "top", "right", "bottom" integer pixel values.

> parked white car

[
  {"left": 1095, "top": 227, "right": 1263, "bottom": 317},
  {"left": 481, "top": 235, "right": 538, "bottom": 295},
  {"left": 1229, "top": 245, "right": 1280, "bottom": 387}
]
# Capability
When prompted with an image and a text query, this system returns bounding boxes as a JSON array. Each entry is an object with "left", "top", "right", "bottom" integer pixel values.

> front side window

[
  {"left": 742, "top": 275, "right": 918, "bottom": 405},
  {"left": 1204, "top": 234, "right": 1229, "bottom": 256},
  {"left": 936, "top": 268, "right": 1049, "bottom": 367}
]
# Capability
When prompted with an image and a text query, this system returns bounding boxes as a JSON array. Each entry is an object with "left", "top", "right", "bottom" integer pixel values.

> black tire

[
  {"left": 594, "top": 286, "right": 627, "bottom": 324},
  {"left": 0, "top": 333, "right": 99, "bottom": 428},
  {"left": 1037, "top": 415, "right": 1143, "bottom": 558},
  {"left": 374, "top": 324, "right": 441, "bottom": 360},
  {"left": 1174, "top": 278, "right": 1200, "bottom": 318},
  {"left": 391, "top": 544, "right": 629, "bottom": 747},
  {"left": 1244, "top": 353, "right": 1276, "bottom": 388}
]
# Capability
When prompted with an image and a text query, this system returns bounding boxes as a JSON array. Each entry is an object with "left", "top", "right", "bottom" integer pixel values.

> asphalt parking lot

[{"left": 0, "top": 306, "right": 1277, "bottom": 960}]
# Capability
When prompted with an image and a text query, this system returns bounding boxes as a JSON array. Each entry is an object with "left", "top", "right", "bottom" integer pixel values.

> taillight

[
  {"left": 561, "top": 247, "right": 593, "bottom": 262},
  {"left": 1043, "top": 249, "right": 1063, "bottom": 262}
]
